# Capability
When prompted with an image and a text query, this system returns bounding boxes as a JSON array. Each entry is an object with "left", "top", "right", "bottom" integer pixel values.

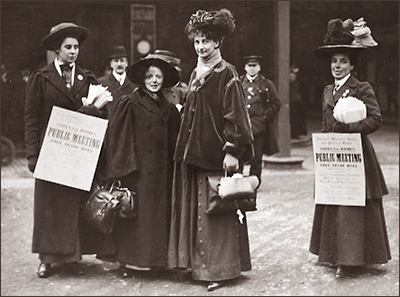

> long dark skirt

[
  {"left": 310, "top": 199, "right": 391, "bottom": 266},
  {"left": 168, "top": 163, "right": 251, "bottom": 282}
]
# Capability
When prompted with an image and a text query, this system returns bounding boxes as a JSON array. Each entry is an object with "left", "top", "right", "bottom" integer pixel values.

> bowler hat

[
  {"left": 42, "top": 22, "right": 89, "bottom": 50},
  {"left": 109, "top": 46, "right": 128, "bottom": 59},
  {"left": 243, "top": 55, "right": 262, "bottom": 64},
  {"left": 126, "top": 55, "right": 179, "bottom": 88},
  {"left": 313, "top": 18, "right": 369, "bottom": 60}
]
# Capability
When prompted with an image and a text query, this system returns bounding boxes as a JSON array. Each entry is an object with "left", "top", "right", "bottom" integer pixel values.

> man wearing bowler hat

[
  {"left": 98, "top": 45, "right": 136, "bottom": 119},
  {"left": 240, "top": 55, "right": 281, "bottom": 185}
]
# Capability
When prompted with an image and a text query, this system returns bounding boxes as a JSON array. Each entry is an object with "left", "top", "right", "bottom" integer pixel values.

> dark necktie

[
  {"left": 61, "top": 64, "right": 72, "bottom": 89},
  {"left": 333, "top": 83, "right": 340, "bottom": 95}
]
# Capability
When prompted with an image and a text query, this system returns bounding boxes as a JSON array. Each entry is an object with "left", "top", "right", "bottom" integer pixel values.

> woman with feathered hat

[
  {"left": 167, "top": 8, "right": 254, "bottom": 291},
  {"left": 24, "top": 22, "right": 107, "bottom": 278},
  {"left": 310, "top": 18, "right": 391, "bottom": 278},
  {"left": 98, "top": 54, "right": 181, "bottom": 278}
]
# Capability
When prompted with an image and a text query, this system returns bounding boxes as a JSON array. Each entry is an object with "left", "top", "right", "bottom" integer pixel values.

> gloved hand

[
  {"left": 333, "top": 121, "right": 350, "bottom": 133},
  {"left": 28, "top": 157, "right": 38, "bottom": 173},
  {"left": 77, "top": 105, "right": 103, "bottom": 118}
]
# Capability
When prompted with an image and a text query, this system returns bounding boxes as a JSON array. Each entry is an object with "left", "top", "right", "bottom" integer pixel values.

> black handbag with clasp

[{"left": 82, "top": 180, "right": 137, "bottom": 234}]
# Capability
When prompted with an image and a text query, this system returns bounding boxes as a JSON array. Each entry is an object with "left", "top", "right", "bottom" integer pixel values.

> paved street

[{"left": 1, "top": 117, "right": 398, "bottom": 296}]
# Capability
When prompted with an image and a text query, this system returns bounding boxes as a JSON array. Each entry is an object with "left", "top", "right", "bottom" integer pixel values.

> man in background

[
  {"left": 240, "top": 55, "right": 281, "bottom": 185},
  {"left": 98, "top": 46, "right": 136, "bottom": 119}
]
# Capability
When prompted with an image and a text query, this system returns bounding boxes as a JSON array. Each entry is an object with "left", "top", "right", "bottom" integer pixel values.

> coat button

[
  {"left": 247, "top": 104, "right": 251, "bottom": 108},
  {"left": 247, "top": 96, "right": 251, "bottom": 99}
]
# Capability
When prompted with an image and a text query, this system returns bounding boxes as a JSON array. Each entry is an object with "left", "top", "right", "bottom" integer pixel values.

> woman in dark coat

[
  {"left": 310, "top": 18, "right": 391, "bottom": 278},
  {"left": 98, "top": 55, "right": 181, "bottom": 277},
  {"left": 24, "top": 22, "right": 107, "bottom": 278},
  {"left": 168, "top": 9, "right": 254, "bottom": 291}
]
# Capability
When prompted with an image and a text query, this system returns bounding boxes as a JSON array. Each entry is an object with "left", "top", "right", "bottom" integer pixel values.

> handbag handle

[{"left": 103, "top": 180, "right": 122, "bottom": 193}]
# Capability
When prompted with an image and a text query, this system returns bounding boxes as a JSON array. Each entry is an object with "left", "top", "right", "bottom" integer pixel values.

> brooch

[{"left": 77, "top": 74, "right": 83, "bottom": 81}]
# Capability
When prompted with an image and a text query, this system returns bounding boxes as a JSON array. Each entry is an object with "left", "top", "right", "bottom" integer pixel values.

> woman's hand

[
  {"left": 223, "top": 153, "right": 239, "bottom": 173},
  {"left": 77, "top": 105, "right": 103, "bottom": 117},
  {"left": 333, "top": 121, "right": 350, "bottom": 133}
]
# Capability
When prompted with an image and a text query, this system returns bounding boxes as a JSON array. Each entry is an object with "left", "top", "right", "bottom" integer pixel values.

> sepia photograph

[{"left": 1, "top": 1, "right": 398, "bottom": 295}]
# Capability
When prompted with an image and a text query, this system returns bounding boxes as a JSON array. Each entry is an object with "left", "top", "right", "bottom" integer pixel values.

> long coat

[
  {"left": 169, "top": 60, "right": 254, "bottom": 281},
  {"left": 98, "top": 87, "right": 181, "bottom": 267},
  {"left": 240, "top": 74, "right": 281, "bottom": 156},
  {"left": 310, "top": 74, "right": 391, "bottom": 265},
  {"left": 24, "top": 62, "right": 103, "bottom": 255},
  {"left": 97, "top": 72, "right": 137, "bottom": 119}
]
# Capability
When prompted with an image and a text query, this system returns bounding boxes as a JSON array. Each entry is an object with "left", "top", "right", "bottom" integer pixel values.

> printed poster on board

[
  {"left": 312, "top": 133, "right": 365, "bottom": 206},
  {"left": 33, "top": 106, "right": 108, "bottom": 191}
]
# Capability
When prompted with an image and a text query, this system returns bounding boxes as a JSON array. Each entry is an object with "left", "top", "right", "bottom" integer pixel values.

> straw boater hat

[
  {"left": 313, "top": 18, "right": 378, "bottom": 60},
  {"left": 126, "top": 54, "right": 179, "bottom": 88},
  {"left": 42, "top": 22, "right": 89, "bottom": 51}
]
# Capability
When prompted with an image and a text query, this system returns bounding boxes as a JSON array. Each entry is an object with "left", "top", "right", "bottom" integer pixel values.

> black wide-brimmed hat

[
  {"left": 42, "top": 22, "right": 89, "bottom": 50},
  {"left": 126, "top": 55, "right": 179, "bottom": 88},
  {"left": 313, "top": 18, "right": 376, "bottom": 60}
]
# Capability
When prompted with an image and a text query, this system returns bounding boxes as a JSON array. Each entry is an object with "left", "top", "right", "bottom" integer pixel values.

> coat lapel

[
  {"left": 325, "top": 75, "right": 358, "bottom": 106},
  {"left": 41, "top": 62, "right": 72, "bottom": 98},
  {"left": 340, "top": 75, "right": 358, "bottom": 97},
  {"left": 137, "top": 88, "right": 168, "bottom": 122},
  {"left": 108, "top": 73, "right": 120, "bottom": 88},
  {"left": 324, "top": 84, "right": 335, "bottom": 107},
  {"left": 70, "top": 65, "right": 88, "bottom": 98},
  {"left": 42, "top": 63, "right": 88, "bottom": 107}
]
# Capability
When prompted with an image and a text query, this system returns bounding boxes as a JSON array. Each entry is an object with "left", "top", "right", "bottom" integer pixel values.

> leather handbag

[
  {"left": 82, "top": 182, "right": 121, "bottom": 234},
  {"left": 109, "top": 180, "right": 137, "bottom": 219},
  {"left": 83, "top": 180, "right": 137, "bottom": 234},
  {"left": 205, "top": 172, "right": 259, "bottom": 215}
]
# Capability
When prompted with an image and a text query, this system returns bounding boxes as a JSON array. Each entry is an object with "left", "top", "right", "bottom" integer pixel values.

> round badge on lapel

[{"left": 78, "top": 74, "right": 83, "bottom": 80}]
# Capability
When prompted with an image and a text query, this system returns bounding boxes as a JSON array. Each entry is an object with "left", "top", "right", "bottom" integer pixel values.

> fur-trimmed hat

[
  {"left": 42, "top": 22, "right": 89, "bottom": 51},
  {"left": 313, "top": 18, "right": 377, "bottom": 60},
  {"left": 185, "top": 8, "right": 235, "bottom": 42},
  {"left": 126, "top": 55, "right": 179, "bottom": 88}
]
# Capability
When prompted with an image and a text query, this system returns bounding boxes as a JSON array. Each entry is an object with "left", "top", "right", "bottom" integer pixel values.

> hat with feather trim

[
  {"left": 42, "top": 22, "right": 89, "bottom": 51},
  {"left": 126, "top": 54, "right": 179, "bottom": 88},
  {"left": 313, "top": 18, "right": 377, "bottom": 60},
  {"left": 185, "top": 8, "right": 236, "bottom": 42}
]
